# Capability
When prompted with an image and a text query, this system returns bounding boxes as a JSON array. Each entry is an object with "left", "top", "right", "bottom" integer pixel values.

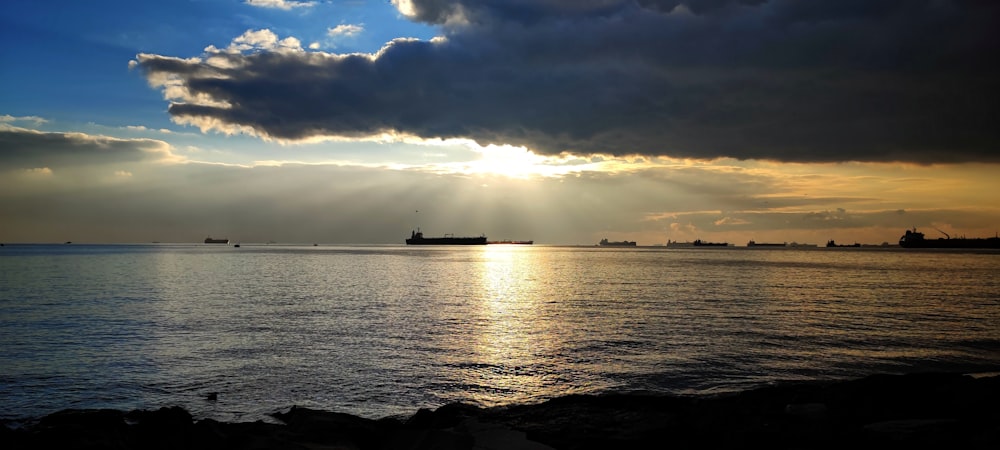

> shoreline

[{"left": 3, "top": 371, "right": 998, "bottom": 449}]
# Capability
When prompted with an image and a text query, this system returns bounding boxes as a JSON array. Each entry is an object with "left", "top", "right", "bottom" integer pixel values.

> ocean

[{"left": 2, "top": 243, "right": 999, "bottom": 424}]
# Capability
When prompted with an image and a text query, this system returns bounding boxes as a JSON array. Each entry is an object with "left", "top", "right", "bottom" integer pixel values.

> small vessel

[
  {"left": 204, "top": 237, "right": 229, "bottom": 244},
  {"left": 693, "top": 239, "right": 728, "bottom": 247},
  {"left": 826, "top": 240, "right": 860, "bottom": 248},
  {"left": 747, "top": 240, "right": 785, "bottom": 247},
  {"left": 487, "top": 240, "right": 534, "bottom": 245},
  {"left": 406, "top": 228, "right": 487, "bottom": 245},
  {"left": 666, "top": 240, "right": 695, "bottom": 248},
  {"left": 599, "top": 238, "right": 636, "bottom": 247},
  {"left": 788, "top": 242, "right": 818, "bottom": 248},
  {"left": 898, "top": 228, "right": 1000, "bottom": 249}
]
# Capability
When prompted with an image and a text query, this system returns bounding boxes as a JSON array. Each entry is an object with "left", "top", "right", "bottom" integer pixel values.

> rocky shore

[{"left": 3, "top": 372, "right": 998, "bottom": 449}]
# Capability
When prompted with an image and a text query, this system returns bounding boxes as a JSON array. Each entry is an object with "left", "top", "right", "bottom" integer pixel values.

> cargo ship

[
  {"left": 693, "top": 239, "right": 728, "bottom": 247},
  {"left": 204, "top": 237, "right": 229, "bottom": 244},
  {"left": 599, "top": 238, "right": 636, "bottom": 247},
  {"left": 898, "top": 228, "right": 1000, "bottom": 249},
  {"left": 406, "top": 229, "right": 487, "bottom": 245}
]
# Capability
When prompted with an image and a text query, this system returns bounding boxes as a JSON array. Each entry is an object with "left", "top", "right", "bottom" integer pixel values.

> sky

[{"left": 2, "top": 0, "right": 999, "bottom": 245}]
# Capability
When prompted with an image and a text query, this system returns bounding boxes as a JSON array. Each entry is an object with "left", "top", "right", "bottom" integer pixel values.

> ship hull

[
  {"left": 899, "top": 228, "right": 1000, "bottom": 249},
  {"left": 747, "top": 242, "right": 785, "bottom": 247},
  {"left": 406, "top": 228, "right": 486, "bottom": 245},
  {"left": 899, "top": 238, "right": 1000, "bottom": 249},
  {"left": 599, "top": 238, "right": 636, "bottom": 246},
  {"left": 406, "top": 237, "right": 487, "bottom": 245}
]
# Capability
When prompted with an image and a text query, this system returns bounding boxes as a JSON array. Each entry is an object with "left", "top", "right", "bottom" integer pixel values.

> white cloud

[
  {"left": 244, "top": 0, "right": 315, "bottom": 11},
  {"left": 392, "top": 0, "right": 417, "bottom": 17},
  {"left": 222, "top": 29, "right": 304, "bottom": 54},
  {"left": 1, "top": 114, "right": 48, "bottom": 126},
  {"left": 328, "top": 24, "right": 364, "bottom": 38}
]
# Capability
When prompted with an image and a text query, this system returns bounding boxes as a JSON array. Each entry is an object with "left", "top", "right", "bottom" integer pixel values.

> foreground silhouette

[{"left": 3, "top": 372, "right": 997, "bottom": 449}]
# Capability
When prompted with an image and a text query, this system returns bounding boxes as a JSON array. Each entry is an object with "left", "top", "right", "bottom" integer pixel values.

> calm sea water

[{"left": 2, "top": 244, "right": 999, "bottom": 423}]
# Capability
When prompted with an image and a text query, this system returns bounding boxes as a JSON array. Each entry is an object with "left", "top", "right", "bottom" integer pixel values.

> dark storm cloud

[
  {"left": 0, "top": 127, "right": 175, "bottom": 169},
  {"left": 135, "top": 0, "right": 1000, "bottom": 163}
]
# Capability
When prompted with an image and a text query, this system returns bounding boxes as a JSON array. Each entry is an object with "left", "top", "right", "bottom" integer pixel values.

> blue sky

[
  {"left": 2, "top": 1, "right": 999, "bottom": 245},
  {"left": 3, "top": 1, "right": 435, "bottom": 130}
]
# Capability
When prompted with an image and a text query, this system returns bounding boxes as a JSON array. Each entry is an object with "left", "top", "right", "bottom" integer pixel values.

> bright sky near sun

[{"left": 2, "top": 1, "right": 999, "bottom": 245}]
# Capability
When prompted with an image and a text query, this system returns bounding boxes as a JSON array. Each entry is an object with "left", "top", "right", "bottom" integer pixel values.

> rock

[{"left": 1, "top": 372, "right": 998, "bottom": 449}]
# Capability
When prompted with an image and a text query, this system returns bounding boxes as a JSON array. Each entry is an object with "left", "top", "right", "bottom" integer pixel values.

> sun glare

[
  {"left": 475, "top": 145, "right": 548, "bottom": 178},
  {"left": 395, "top": 138, "right": 703, "bottom": 179},
  {"left": 456, "top": 144, "right": 602, "bottom": 179}
]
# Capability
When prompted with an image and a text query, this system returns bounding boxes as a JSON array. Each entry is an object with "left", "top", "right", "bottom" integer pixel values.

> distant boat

[
  {"left": 826, "top": 240, "right": 860, "bottom": 248},
  {"left": 666, "top": 240, "right": 695, "bottom": 248},
  {"left": 788, "top": 242, "right": 818, "bottom": 248},
  {"left": 599, "top": 238, "right": 636, "bottom": 247},
  {"left": 487, "top": 240, "right": 534, "bottom": 245},
  {"left": 898, "top": 228, "right": 1000, "bottom": 249},
  {"left": 204, "top": 237, "right": 229, "bottom": 244},
  {"left": 406, "top": 229, "right": 487, "bottom": 245},
  {"left": 747, "top": 240, "right": 785, "bottom": 247},
  {"left": 693, "top": 239, "right": 728, "bottom": 247}
]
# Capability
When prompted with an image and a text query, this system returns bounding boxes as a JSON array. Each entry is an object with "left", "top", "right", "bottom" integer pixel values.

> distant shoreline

[{"left": 4, "top": 371, "right": 998, "bottom": 449}]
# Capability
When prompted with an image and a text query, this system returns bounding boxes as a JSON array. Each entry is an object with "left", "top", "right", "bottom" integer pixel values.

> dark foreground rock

[{"left": 3, "top": 372, "right": 998, "bottom": 449}]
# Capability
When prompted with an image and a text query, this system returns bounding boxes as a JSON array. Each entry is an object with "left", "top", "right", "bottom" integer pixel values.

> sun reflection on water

[{"left": 464, "top": 245, "right": 553, "bottom": 404}]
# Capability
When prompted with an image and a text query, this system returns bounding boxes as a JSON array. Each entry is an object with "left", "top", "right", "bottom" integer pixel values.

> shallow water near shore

[{"left": 2, "top": 244, "right": 999, "bottom": 423}]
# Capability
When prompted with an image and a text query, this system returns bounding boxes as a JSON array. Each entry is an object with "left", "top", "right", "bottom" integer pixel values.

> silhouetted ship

[
  {"left": 747, "top": 240, "right": 785, "bottom": 247},
  {"left": 487, "top": 240, "right": 534, "bottom": 245},
  {"left": 898, "top": 228, "right": 1000, "bottom": 249},
  {"left": 693, "top": 239, "right": 728, "bottom": 247},
  {"left": 406, "top": 229, "right": 487, "bottom": 245},
  {"left": 204, "top": 237, "right": 229, "bottom": 244},
  {"left": 826, "top": 240, "right": 860, "bottom": 248},
  {"left": 599, "top": 238, "right": 636, "bottom": 247}
]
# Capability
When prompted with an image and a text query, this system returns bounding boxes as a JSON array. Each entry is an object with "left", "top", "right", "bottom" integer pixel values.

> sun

[{"left": 460, "top": 144, "right": 591, "bottom": 179}]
